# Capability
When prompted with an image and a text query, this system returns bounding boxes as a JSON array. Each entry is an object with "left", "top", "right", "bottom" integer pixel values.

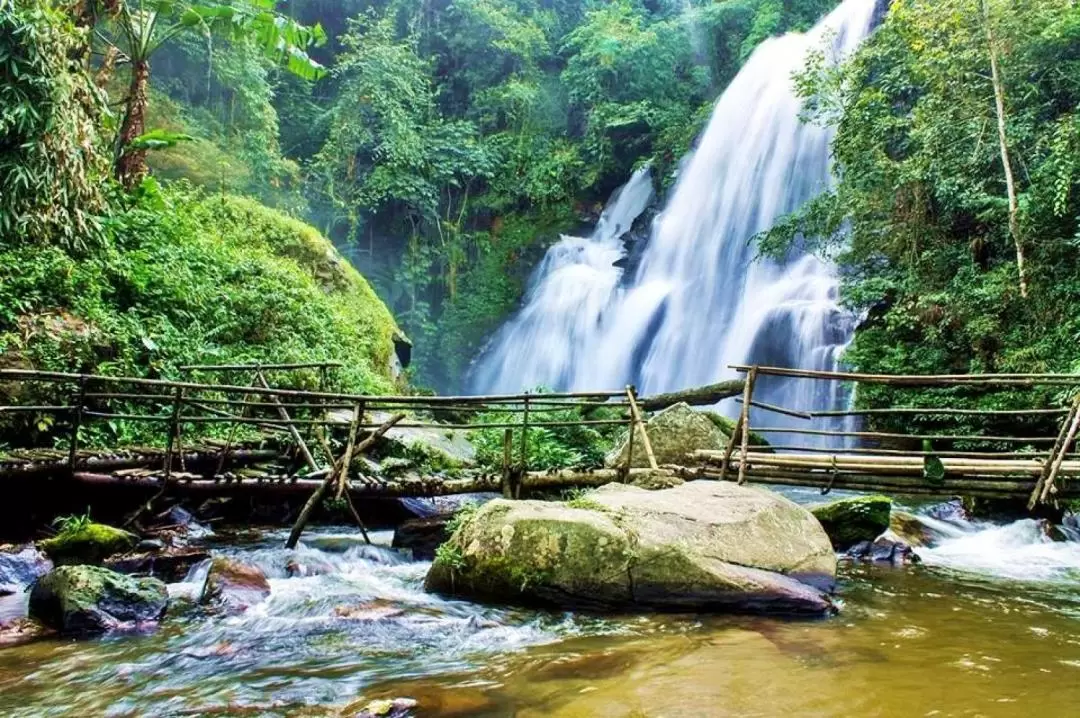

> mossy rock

[
  {"left": 702, "top": 412, "right": 772, "bottom": 449},
  {"left": 426, "top": 481, "right": 835, "bottom": 614},
  {"left": 200, "top": 557, "right": 270, "bottom": 613},
  {"left": 810, "top": 496, "right": 892, "bottom": 550},
  {"left": 607, "top": 403, "right": 739, "bottom": 468},
  {"left": 39, "top": 523, "right": 137, "bottom": 565},
  {"left": 28, "top": 565, "right": 168, "bottom": 636}
]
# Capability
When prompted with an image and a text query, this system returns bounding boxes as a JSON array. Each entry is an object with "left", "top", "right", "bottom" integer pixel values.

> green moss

[
  {"left": 703, "top": 412, "right": 771, "bottom": 448},
  {"left": 39, "top": 522, "right": 137, "bottom": 565},
  {"left": 810, "top": 495, "right": 892, "bottom": 550},
  {"left": 28, "top": 565, "right": 168, "bottom": 635}
]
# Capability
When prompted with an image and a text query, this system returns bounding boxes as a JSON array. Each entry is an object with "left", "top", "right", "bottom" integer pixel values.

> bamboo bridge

[{"left": 2, "top": 363, "right": 1079, "bottom": 543}]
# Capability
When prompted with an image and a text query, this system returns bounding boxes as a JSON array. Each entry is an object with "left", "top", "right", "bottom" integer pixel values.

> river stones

[
  {"left": 425, "top": 480, "right": 836, "bottom": 614},
  {"left": 200, "top": 557, "right": 270, "bottom": 613},
  {"left": 0, "top": 544, "right": 52, "bottom": 592},
  {"left": 844, "top": 537, "right": 921, "bottom": 565},
  {"left": 39, "top": 522, "right": 138, "bottom": 565},
  {"left": 809, "top": 495, "right": 892, "bottom": 550},
  {"left": 28, "top": 565, "right": 168, "bottom": 636}
]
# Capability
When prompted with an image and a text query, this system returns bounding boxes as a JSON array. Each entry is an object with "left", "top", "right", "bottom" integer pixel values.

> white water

[
  {"left": 471, "top": 166, "right": 654, "bottom": 391},
  {"left": 919, "top": 518, "right": 1080, "bottom": 582},
  {"left": 474, "top": 0, "right": 878, "bottom": 437}
]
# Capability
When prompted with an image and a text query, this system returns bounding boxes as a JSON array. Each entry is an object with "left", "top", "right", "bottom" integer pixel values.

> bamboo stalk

[
  {"left": 335, "top": 404, "right": 362, "bottom": 500},
  {"left": 162, "top": 386, "right": 184, "bottom": 483},
  {"left": 1038, "top": 403, "right": 1080, "bottom": 504},
  {"left": 736, "top": 368, "right": 757, "bottom": 485},
  {"left": 749, "top": 427, "right": 1055, "bottom": 443},
  {"left": 255, "top": 371, "right": 318, "bottom": 471},
  {"left": 180, "top": 362, "right": 343, "bottom": 371},
  {"left": 501, "top": 428, "right": 514, "bottom": 499},
  {"left": 67, "top": 377, "right": 87, "bottom": 473},
  {"left": 729, "top": 365, "right": 1080, "bottom": 386},
  {"left": 627, "top": 386, "right": 658, "bottom": 470},
  {"left": 735, "top": 398, "right": 812, "bottom": 420}
]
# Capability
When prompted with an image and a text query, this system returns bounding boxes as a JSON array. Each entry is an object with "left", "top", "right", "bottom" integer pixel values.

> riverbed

[{"left": 2, "top": 500, "right": 1080, "bottom": 717}]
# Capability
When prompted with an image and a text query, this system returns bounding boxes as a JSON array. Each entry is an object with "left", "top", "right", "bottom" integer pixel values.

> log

[
  {"left": 254, "top": 371, "right": 318, "bottom": 471},
  {"left": 0, "top": 448, "right": 280, "bottom": 479},
  {"left": 635, "top": 380, "right": 745, "bottom": 411}
]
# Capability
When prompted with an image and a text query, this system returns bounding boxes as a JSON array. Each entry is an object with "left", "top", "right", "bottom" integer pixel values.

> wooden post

[
  {"left": 501, "top": 428, "right": 514, "bottom": 498},
  {"left": 163, "top": 386, "right": 184, "bottom": 483},
  {"left": 335, "top": 403, "right": 363, "bottom": 500},
  {"left": 255, "top": 371, "right": 318, "bottom": 471},
  {"left": 736, "top": 367, "right": 758, "bottom": 485},
  {"left": 1038, "top": 403, "right": 1080, "bottom": 505},
  {"left": 626, "top": 385, "right": 658, "bottom": 470},
  {"left": 67, "top": 376, "right": 87, "bottom": 473},
  {"left": 1029, "top": 396, "right": 1080, "bottom": 508},
  {"left": 718, "top": 414, "right": 743, "bottom": 481},
  {"left": 624, "top": 394, "right": 637, "bottom": 481},
  {"left": 519, "top": 394, "right": 531, "bottom": 472},
  {"left": 285, "top": 412, "right": 404, "bottom": 550}
]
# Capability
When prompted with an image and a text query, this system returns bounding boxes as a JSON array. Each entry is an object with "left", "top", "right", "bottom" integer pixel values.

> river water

[{"left": 2, "top": 499, "right": 1080, "bottom": 717}]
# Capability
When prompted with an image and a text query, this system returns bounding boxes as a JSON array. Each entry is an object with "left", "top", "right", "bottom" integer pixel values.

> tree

[{"left": 90, "top": 0, "right": 327, "bottom": 188}]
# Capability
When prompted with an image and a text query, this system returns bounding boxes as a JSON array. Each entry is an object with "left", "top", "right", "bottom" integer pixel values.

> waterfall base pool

[{"left": 3, "top": 516, "right": 1080, "bottom": 717}]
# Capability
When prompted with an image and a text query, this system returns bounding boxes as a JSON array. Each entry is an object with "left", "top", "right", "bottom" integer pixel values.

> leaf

[{"left": 126, "top": 128, "right": 196, "bottom": 152}]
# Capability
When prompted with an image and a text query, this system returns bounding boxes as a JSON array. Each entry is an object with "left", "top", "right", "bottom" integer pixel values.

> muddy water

[{"left": 2, "top": 514, "right": 1080, "bottom": 717}]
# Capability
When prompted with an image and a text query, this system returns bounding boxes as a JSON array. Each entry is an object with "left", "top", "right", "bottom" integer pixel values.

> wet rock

[
  {"left": 137, "top": 539, "right": 166, "bottom": 552},
  {"left": 392, "top": 517, "right": 449, "bottom": 560},
  {"left": 398, "top": 492, "right": 499, "bottom": 519},
  {"left": 104, "top": 547, "right": 211, "bottom": 583},
  {"left": 39, "top": 522, "right": 138, "bottom": 565},
  {"left": 809, "top": 495, "right": 892, "bottom": 550},
  {"left": 333, "top": 599, "right": 405, "bottom": 622},
  {"left": 426, "top": 480, "right": 836, "bottom": 615},
  {"left": 604, "top": 403, "right": 729, "bottom": 468},
  {"left": 28, "top": 565, "right": 168, "bottom": 636},
  {"left": 0, "top": 544, "right": 52, "bottom": 589},
  {"left": 0, "top": 617, "right": 53, "bottom": 647},
  {"left": 844, "top": 537, "right": 920, "bottom": 565},
  {"left": 348, "top": 697, "right": 418, "bottom": 718},
  {"left": 926, "top": 498, "right": 968, "bottom": 524},
  {"left": 199, "top": 557, "right": 270, "bottom": 613}
]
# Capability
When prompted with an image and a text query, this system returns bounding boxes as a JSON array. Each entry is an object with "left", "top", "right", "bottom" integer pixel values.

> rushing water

[
  {"left": 3, "top": 504, "right": 1080, "bottom": 717},
  {"left": 475, "top": 0, "right": 878, "bottom": 439}
]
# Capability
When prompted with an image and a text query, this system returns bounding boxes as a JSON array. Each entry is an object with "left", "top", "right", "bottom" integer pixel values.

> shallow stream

[{"left": 3, "top": 497, "right": 1080, "bottom": 717}]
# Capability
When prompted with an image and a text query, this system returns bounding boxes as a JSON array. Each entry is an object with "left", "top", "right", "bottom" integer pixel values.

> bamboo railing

[{"left": 721, "top": 365, "right": 1080, "bottom": 506}]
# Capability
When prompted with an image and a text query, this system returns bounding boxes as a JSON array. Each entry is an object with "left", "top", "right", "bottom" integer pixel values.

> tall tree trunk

[
  {"left": 115, "top": 58, "right": 150, "bottom": 190},
  {"left": 983, "top": 0, "right": 1028, "bottom": 298}
]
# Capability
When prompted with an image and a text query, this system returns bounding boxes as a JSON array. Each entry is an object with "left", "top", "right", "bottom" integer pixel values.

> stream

[{"left": 2, "top": 494, "right": 1080, "bottom": 717}]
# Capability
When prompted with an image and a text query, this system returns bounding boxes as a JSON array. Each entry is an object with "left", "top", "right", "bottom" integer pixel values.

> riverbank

[{"left": 1, "top": 492, "right": 1079, "bottom": 716}]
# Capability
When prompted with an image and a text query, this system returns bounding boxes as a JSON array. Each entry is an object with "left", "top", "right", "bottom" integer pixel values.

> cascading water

[{"left": 474, "top": 0, "right": 878, "bottom": 438}]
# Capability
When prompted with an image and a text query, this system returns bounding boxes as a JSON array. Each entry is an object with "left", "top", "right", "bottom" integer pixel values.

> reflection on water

[{"left": 2, "top": 520, "right": 1080, "bottom": 716}]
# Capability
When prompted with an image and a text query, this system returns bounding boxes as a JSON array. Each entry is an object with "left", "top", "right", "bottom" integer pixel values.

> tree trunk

[
  {"left": 115, "top": 58, "right": 150, "bottom": 190},
  {"left": 983, "top": 0, "right": 1028, "bottom": 298}
]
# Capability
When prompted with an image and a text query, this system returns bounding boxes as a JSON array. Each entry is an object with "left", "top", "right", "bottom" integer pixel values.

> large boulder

[
  {"left": 605, "top": 403, "right": 728, "bottom": 468},
  {"left": 425, "top": 481, "right": 836, "bottom": 614},
  {"left": 199, "top": 557, "right": 270, "bottom": 613},
  {"left": 28, "top": 565, "right": 168, "bottom": 636},
  {"left": 39, "top": 522, "right": 138, "bottom": 565},
  {"left": 809, "top": 495, "right": 892, "bottom": 550}
]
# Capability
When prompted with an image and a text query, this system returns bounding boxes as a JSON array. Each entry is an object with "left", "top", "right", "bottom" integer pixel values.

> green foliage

[
  {"left": 51, "top": 509, "right": 94, "bottom": 536},
  {"left": 762, "top": 0, "right": 1080, "bottom": 436},
  {"left": 0, "top": 0, "right": 109, "bottom": 251},
  {"left": 469, "top": 392, "right": 621, "bottom": 472},
  {"left": 0, "top": 183, "right": 402, "bottom": 446}
]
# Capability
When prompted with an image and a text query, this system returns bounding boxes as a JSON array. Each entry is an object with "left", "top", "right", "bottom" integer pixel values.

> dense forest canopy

[{"left": 5, "top": 0, "right": 1080, "bottom": 418}]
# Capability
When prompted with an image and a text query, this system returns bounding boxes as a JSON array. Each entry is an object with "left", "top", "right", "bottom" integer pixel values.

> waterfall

[{"left": 474, "top": 0, "right": 878, "bottom": 436}]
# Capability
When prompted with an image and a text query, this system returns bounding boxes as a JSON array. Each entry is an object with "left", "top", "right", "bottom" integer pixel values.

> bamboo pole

[
  {"left": 736, "top": 367, "right": 757, "bottom": 485},
  {"left": 735, "top": 398, "right": 812, "bottom": 420},
  {"left": 255, "top": 371, "right": 318, "bottom": 471},
  {"left": 284, "top": 412, "right": 405, "bottom": 549},
  {"left": 162, "top": 386, "right": 184, "bottom": 483},
  {"left": 67, "top": 377, "right": 87, "bottom": 473},
  {"left": 1038, "top": 403, "right": 1080, "bottom": 504},
  {"left": 718, "top": 415, "right": 742, "bottom": 481},
  {"left": 501, "top": 428, "right": 514, "bottom": 498},
  {"left": 624, "top": 397, "right": 637, "bottom": 481},
  {"left": 627, "top": 386, "right": 658, "bottom": 470},
  {"left": 180, "top": 361, "right": 343, "bottom": 372},
  {"left": 1028, "top": 398, "right": 1080, "bottom": 508},
  {"left": 335, "top": 404, "right": 363, "bottom": 500},
  {"left": 729, "top": 365, "right": 1080, "bottom": 386},
  {"left": 748, "top": 426, "right": 1055, "bottom": 443}
]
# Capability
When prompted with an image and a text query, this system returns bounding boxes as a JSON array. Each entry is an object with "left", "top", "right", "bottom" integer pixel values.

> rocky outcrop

[
  {"left": 28, "top": 565, "right": 168, "bottom": 636},
  {"left": 605, "top": 403, "right": 730, "bottom": 468},
  {"left": 844, "top": 537, "right": 920, "bottom": 565},
  {"left": 426, "top": 481, "right": 836, "bottom": 614},
  {"left": 39, "top": 522, "right": 138, "bottom": 565},
  {"left": 200, "top": 557, "right": 270, "bottom": 613},
  {"left": 810, "top": 495, "right": 892, "bottom": 550}
]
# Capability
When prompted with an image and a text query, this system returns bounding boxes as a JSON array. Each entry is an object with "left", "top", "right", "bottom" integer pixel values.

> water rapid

[{"left": 474, "top": 0, "right": 879, "bottom": 437}]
